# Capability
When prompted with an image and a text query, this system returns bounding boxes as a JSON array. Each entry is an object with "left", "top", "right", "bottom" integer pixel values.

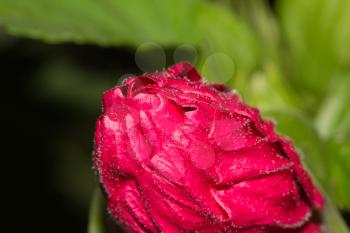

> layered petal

[{"left": 93, "top": 62, "right": 324, "bottom": 233}]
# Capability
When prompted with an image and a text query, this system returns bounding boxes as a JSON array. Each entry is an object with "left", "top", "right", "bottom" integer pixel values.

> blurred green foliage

[
  {"left": 0, "top": 0, "right": 202, "bottom": 45},
  {"left": 1, "top": 0, "right": 350, "bottom": 230}
]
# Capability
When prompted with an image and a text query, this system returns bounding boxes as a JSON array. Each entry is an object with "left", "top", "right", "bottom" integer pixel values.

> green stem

[{"left": 88, "top": 188, "right": 106, "bottom": 233}]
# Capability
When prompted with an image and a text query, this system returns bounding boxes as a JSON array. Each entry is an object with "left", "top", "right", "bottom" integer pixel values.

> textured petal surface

[{"left": 93, "top": 62, "right": 324, "bottom": 233}]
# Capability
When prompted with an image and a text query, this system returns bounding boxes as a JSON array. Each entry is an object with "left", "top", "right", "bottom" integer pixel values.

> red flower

[{"left": 94, "top": 62, "right": 324, "bottom": 233}]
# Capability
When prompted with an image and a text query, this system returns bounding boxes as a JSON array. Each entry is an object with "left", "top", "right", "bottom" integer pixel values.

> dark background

[{"left": 1, "top": 35, "right": 139, "bottom": 232}]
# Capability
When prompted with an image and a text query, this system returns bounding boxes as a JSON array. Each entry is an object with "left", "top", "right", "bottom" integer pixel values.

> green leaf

[
  {"left": 88, "top": 189, "right": 106, "bottom": 233},
  {"left": 314, "top": 73, "right": 350, "bottom": 210},
  {"left": 278, "top": 0, "right": 350, "bottom": 100},
  {"left": 315, "top": 73, "right": 350, "bottom": 140},
  {"left": 0, "top": 0, "right": 261, "bottom": 82},
  {"left": 0, "top": 0, "right": 203, "bottom": 46},
  {"left": 237, "top": 62, "right": 300, "bottom": 111},
  {"left": 197, "top": 2, "right": 260, "bottom": 81},
  {"left": 231, "top": 0, "right": 281, "bottom": 65},
  {"left": 277, "top": 0, "right": 350, "bottom": 209}
]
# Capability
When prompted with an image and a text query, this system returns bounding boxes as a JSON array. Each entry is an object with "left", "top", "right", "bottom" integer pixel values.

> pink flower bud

[{"left": 94, "top": 62, "right": 324, "bottom": 233}]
